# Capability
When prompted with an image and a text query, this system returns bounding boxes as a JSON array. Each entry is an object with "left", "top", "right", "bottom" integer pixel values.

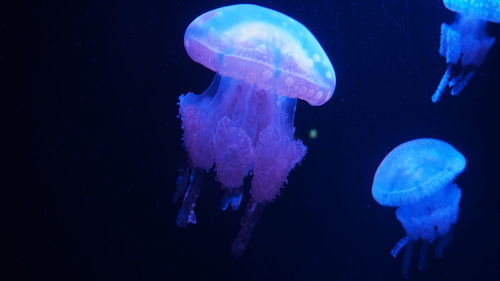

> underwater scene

[{"left": 29, "top": 0, "right": 499, "bottom": 280}]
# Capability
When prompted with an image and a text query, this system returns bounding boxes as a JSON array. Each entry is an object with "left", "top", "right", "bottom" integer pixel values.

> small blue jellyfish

[
  {"left": 432, "top": 0, "right": 500, "bottom": 102},
  {"left": 372, "top": 138, "right": 466, "bottom": 277}
]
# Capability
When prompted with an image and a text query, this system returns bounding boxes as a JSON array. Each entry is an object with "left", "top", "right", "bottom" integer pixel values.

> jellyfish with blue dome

[
  {"left": 432, "top": 0, "right": 500, "bottom": 102},
  {"left": 173, "top": 4, "right": 336, "bottom": 256},
  {"left": 372, "top": 138, "right": 466, "bottom": 277}
]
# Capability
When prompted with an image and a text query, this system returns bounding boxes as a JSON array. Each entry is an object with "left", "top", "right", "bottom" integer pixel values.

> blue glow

[
  {"left": 432, "top": 0, "right": 499, "bottom": 102},
  {"left": 372, "top": 138, "right": 466, "bottom": 277},
  {"left": 183, "top": 4, "right": 335, "bottom": 106}
]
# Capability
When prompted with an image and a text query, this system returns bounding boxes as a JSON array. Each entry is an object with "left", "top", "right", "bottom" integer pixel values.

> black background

[{"left": 26, "top": 0, "right": 499, "bottom": 280}]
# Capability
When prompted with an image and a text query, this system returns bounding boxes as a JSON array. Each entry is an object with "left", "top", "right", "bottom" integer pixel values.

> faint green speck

[{"left": 309, "top": 129, "right": 318, "bottom": 139}]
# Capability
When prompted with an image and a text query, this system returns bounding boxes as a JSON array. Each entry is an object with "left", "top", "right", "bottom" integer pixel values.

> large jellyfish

[
  {"left": 173, "top": 4, "right": 335, "bottom": 256},
  {"left": 371, "top": 138, "right": 466, "bottom": 277},
  {"left": 432, "top": 0, "right": 500, "bottom": 102}
]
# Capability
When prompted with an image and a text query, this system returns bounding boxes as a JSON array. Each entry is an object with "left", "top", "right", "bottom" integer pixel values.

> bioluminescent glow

[
  {"left": 432, "top": 0, "right": 500, "bottom": 102},
  {"left": 174, "top": 4, "right": 335, "bottom": 256},
  {"left": 372, "top": 138, "right": 466, "bottom": 277}
]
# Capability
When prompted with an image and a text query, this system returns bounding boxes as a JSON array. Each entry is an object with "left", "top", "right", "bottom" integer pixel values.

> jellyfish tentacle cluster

[
  {"left": 175, "top": 4, "right": 335, "bottom": 255},
  {"left": 372, "top": 138, "right": 466, "bottom": 277},
  {"left": 432, "top": 0, "right": 500, "bottom": 102}
]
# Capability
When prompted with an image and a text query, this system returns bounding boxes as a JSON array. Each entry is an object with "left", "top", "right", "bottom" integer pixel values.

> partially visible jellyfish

[
  {"left": 371, "top": 138, "right": 466, "bottom": 277},
  {"left": 174, "top": 4, "right": 336, "bottom": 256},
  {"left": 432, "top": 0, "right": 500, "bottom": 102}
]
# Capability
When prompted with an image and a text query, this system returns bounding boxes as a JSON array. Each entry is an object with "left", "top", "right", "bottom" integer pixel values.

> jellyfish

[
  {"left": 173, "top": 4, "right": 336, "bottom": 256},
  {"left": 432, "top": 0, "right": 500, "bottom": 102},
  {"left": 371, "top": 138, "right": 466, "bottom": 277}
]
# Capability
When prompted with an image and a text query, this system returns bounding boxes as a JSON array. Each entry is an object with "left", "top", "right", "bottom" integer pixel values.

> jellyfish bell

[
  {"left": 444, "top": 0, "right": 500, "bottom": 22},
  {"left": 183, "top": 4, "right": 336, "bottom": 106},
  {"left": 432, "top": 0, "right": 500, "bottom": 102},
  {"left": 372, "top": 138, "right": 466, "bottom": 277},
  {"left": 372, "top": 138, "right": 466, "bottom": 207},
  {"left": 175, "top": 4, "right": 335, "bottom": 256}
]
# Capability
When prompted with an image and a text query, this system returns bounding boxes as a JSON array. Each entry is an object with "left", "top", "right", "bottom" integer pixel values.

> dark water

[{"left": 28, "top": 0, "right": 499, "bottom": 280}]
